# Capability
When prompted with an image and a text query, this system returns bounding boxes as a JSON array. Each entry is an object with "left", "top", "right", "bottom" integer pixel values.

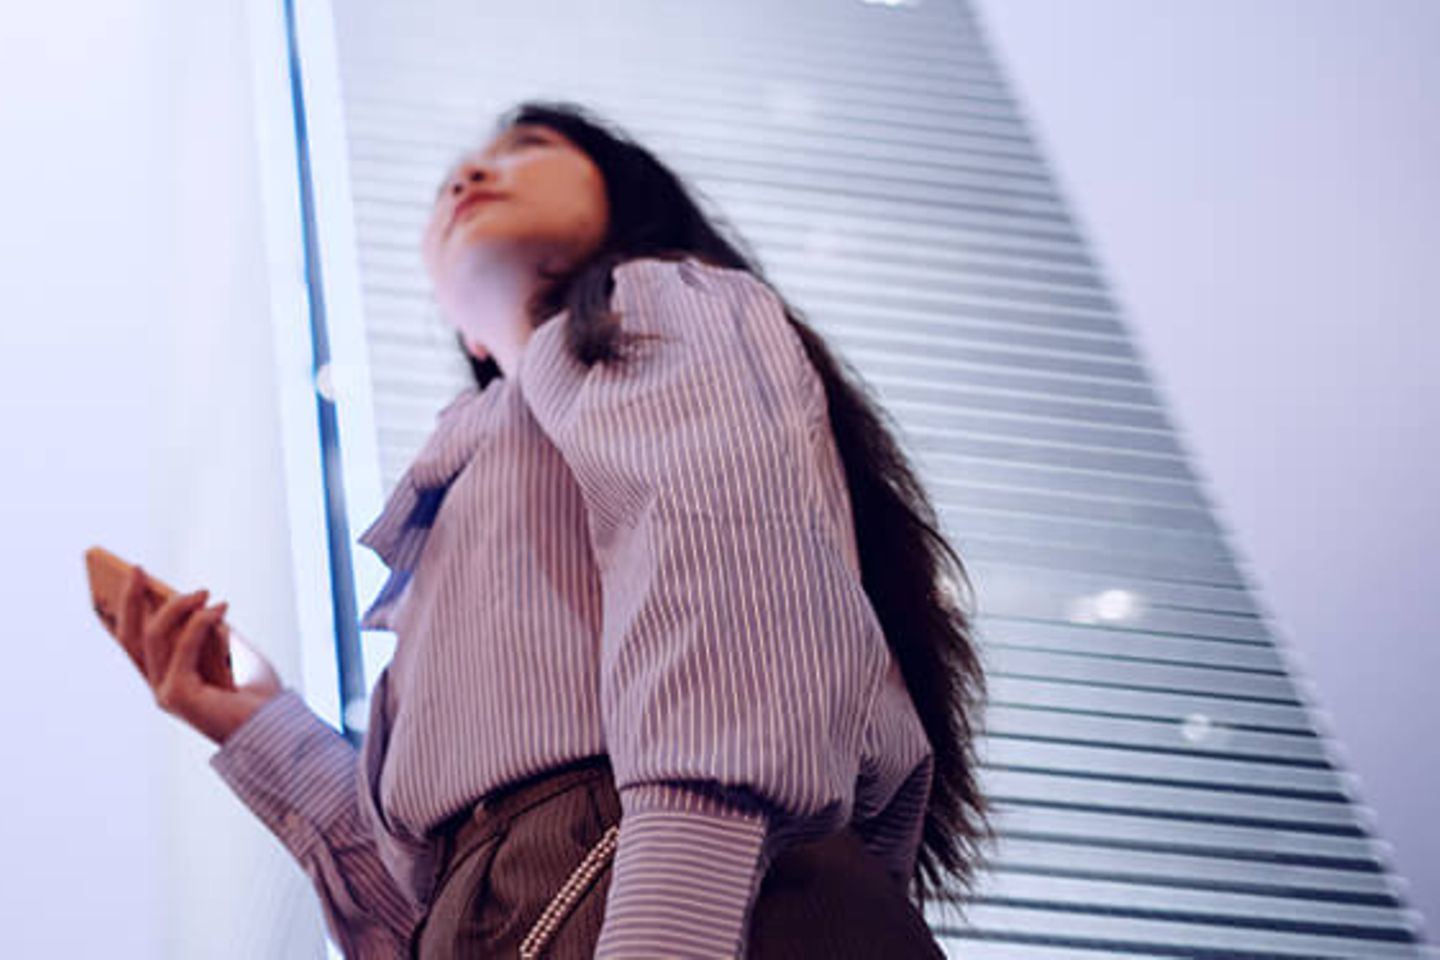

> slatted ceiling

[
  {"left": 989, "top": 773, "right": 1358, "bottom": 831},
  {"left": 927, "top": 461, "right": 1196, "bottom": 508},
  {"left": 353, "top": 31, "right": 1007, "bottom": 90},
  {"left": 994, "top": 751, "right": 1342, "bottom": 806},
  {"left": 752, "top": 269, "right": 1116, "bottom": 317},
  {"left": 886, "top": 411, "right": 1183, "bottom": 458},
  {"left": 935, "top": 468, "right": 1210, "bottom": 513},
  {"left": 924, "top": 436, "right": 1197, "bottom": 481},
  {"left": 990, "top": 676, "right": 1319, "bottom": 728},
  {"left": 993, "top": 628, "right": 1270, "bottom": 671},
  {"left": 980, "top": 630, "right": 1272, "bottom": 675},
  {"left": 336, "top": 52, "right": 1024, "bottom": 114},
  {"left": 985, "top": 708, "right": 1322, "bottom": 762},
  {"left": 989, "top": 612, "right": 1257, "bottom": 657},
  {"left": 668, "top": 136, "right": 1055, "bottom": 194},
  {"left": 986, "top": 653, "right": 1297, "bottom": 705},
  {"left": 933, "top": 490, "right": 1219, "bottom": 538},
  {"left": 741, "top": 231, "right": 1096, "bottom": 280},
  {"left": 318, "top": 0, "right": 1433, "bottom": 954},
  {"left": 820, "top": 334, "right": 1143, "bottom": 382},
  {"left": 946, "top": 948, "right": 1184, "bottom": 960},
  {"left": 970, "top": 875, "right": 1410, "bottom": 939},
  {"left": 860, "top": 365, "right": 1162, "bottom": 416},
  {"left": 979, "top": 619, "right": 1276, "bottom": 663},
  {"left": 627, "top": 117, "right": 1049, "bottom": 175},
  {"left": 949, "top": 567, "right": 1259, "bottom": 615},
  {"left": 928, "top": 905, "right": 1427, "bottom": 960},
  {"left": 987, "top": 674, "right": 1314, "bottom": 729},
  {"left": 932, "top": 475, "right": 1211, "bottom": 521},
  {"left": 990, "top": 840, "right": 1393, "bottom": 903},
  {"left": 769, "top": 249, "right": 1109, "bottom": 297},
  {"left": 673, "top": 161, "right": 1074, "bottom": 219},
  {"left": 938, "top": 521, "right": 1226, "bottom": 574},
  {"left": 766, "top": 255, "right": 1113, "bottom": 303},
  {"left": 707, "top": 176, "right": 1075, "bottom": 223},
  {"left": 1001, "top": 822, "right": 1349, "bottom": 870}
]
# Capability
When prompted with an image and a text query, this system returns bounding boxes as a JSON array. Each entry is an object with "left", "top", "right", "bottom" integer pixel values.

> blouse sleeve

[
  {"left": 516, "top": 257, "right": 891, "bottom": 958},
  {"left": 210, "top": 689, "right": 424, "bottom": 959}
]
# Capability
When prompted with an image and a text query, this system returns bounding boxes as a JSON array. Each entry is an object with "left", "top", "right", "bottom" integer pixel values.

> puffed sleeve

[
  {"left": 516, "top": 257, "right": 891, "bottom": 958},
  {"left": 210, "top": 689, "right": 424, "bottom": 958}
]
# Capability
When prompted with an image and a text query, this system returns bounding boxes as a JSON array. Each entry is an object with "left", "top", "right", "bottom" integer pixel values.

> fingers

[
  {"left": 142, "top": 588, "right": 209, "bottom": 689},
  {"left": 117, "top": 565, "right": 149, "bottom": 675},
  {"left": 157, "top": 600, "right": 228, "bottom": 711}
]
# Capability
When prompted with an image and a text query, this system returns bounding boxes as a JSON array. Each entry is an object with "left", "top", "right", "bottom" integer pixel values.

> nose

[{"left": 448, "top": 162, "right": 493, "bottom": 197}]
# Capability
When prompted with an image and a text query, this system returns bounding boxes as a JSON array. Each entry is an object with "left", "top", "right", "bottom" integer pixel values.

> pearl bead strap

[{"left": 519, "top": 824, "right": 621, "bottom": 958}]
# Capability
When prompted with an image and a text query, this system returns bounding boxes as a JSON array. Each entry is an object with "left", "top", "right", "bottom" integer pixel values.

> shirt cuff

[
  {"left": 596, "top": 783, "right": 771, "bottom": 959},
  {"left": 209, "top": 688, "right": 356, "bottom": 862}
]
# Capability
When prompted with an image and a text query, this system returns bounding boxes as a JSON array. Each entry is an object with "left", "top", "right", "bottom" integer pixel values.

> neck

[{"left": 437, "top": 247, "right": 548, "bottom": 378}]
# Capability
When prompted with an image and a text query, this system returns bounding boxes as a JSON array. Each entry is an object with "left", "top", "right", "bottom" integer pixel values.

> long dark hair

[{"left": 455, "top": 99, "right": 996, "bottom": 906}]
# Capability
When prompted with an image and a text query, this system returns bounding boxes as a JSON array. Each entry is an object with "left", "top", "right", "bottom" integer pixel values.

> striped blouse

[{"left": 209, "top": 255, "right": 934, "bottom": 958}]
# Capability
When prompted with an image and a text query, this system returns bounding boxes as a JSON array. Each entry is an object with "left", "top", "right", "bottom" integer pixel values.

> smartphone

[{"left": 84, "top": 546, "right": 236, "bottom": 691}]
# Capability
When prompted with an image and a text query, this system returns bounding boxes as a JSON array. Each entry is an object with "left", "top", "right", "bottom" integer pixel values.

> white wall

[
  {"left": 974, "top": 0, "right": 1440, "bottom": 935},
  {"left": 0, "top": 1, "right": 325, "bottom": 956}
]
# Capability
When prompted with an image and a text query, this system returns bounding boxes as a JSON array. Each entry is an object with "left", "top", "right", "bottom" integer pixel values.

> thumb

[{"left": 170, "top": 602, "right": 228, "bottom": 689}]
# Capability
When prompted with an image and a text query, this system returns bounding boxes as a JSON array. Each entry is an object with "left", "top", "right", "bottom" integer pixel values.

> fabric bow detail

[{"left": 355, "top": 382, "right": 504, "bottom": 630}]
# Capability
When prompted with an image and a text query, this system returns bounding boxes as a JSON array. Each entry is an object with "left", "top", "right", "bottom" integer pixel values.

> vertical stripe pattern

[{"left": 210, "top": 255, "right": 933, "bottom": 957}]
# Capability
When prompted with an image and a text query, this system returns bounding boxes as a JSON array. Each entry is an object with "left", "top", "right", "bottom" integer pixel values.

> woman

[{"left": 122, "top": 100, "right": 994, "bottom": 958}]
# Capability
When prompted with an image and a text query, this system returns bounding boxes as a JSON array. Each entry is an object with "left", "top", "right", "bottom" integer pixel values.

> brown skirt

[{"left": 409, "top": 755, "right": 945, "bottom": 959}]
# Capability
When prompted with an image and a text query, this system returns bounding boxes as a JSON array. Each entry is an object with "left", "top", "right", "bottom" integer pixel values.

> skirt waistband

[
  {"left": 478, "top": 754, "right": 616, "bottom": 828},
  {"left": 432, "top": 755, "right": 618, "bottom": 898}
]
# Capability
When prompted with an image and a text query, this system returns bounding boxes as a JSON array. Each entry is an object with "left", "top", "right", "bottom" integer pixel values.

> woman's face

[{"left": 422, "top": 123, "right": 610, "bottom": 299}]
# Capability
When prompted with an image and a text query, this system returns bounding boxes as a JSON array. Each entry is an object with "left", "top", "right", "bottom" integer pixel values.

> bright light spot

[
  {"left": 1068, "top": 588, "right": 1144, "bottom": 624},
  {"left": 315, "top": 362, "right": 335, "bottom": 402},
  {"left": 1180, "top": 712, "right": 1235, "bottom": 748},
  {"left": 1180, "top": 712, "right": 1212, "bottom": 743},
  {"left": 1094, "top": 588, "right": 1137, "bottom": 621}
]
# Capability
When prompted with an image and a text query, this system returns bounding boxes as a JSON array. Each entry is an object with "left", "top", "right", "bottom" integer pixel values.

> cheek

[
  {"left": 586, "top": 182, "right": 609, "bottom": 237},
  {"left": 563, "top": 179, "right": 607, "bottom": 246},
  {"left": 534, "top": 161, "right": 608, "bottom": 237}
]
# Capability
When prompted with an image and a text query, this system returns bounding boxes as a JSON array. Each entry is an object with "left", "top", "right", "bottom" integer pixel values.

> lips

[{"left": 449, "top": 192, "right": 505, "bottom": 231}]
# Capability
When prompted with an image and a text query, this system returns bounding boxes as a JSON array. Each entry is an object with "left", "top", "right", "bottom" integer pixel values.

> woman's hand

[{"left": 119, "top": 565, "right": 285, "bottom": 747}]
